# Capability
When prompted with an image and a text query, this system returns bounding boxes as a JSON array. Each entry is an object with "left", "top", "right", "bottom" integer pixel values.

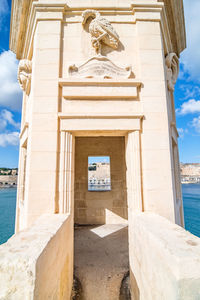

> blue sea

[
  {"left": 0, "top": 188, "right": 17, "bottom": 244},
  {"left": 0, "top": 184, "right": 200, "bottom": 244},
  {"left": 182, "top": 183, "right": 200, "bottom": 238}
]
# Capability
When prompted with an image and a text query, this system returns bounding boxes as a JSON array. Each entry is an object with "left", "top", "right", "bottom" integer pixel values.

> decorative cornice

[
  {"left": 58, "top": 113, "right": 144, "bottom": 119},
  {"left": 59, "top": 78, "right": 142, "bottom": 100},
  {"left": 10, "top": 0, "right": 186, "bottom": 59},
  {"left": 9, "top": 0, "right": 33, "bottom": 59},
  {"left": 10, "top": 1, "right": 64, "bottom": 59},
  {"left": 163, "top": 0, "right": 186, "bottom": 55},
  {"left": 131, "top": 0, "right": 186, "bottom": 55}
]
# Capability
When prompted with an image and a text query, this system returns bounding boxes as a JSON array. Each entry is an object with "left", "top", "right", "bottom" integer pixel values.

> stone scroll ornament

[
  {"left": 68, "top": 10, "right": 133, "bottom": 79},
  {"left": 165, "top": 53, "right": 179, "bottom": 91},
  {"left": 18, "top": 59, "right": 32, "bottom": 95}
]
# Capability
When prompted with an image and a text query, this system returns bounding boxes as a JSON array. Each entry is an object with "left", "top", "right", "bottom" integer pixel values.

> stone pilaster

[
  {"left": 126, "top": 131, "right": 143, "bottom": 212},
  {"left": 59, "top": 131, "right": 74, "bottom": 214}
]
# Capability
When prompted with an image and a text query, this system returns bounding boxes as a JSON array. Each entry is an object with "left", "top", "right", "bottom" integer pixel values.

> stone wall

[
  {"left": 0, "top": 214, "right": 73, "bottom": 300},
  {"left": 129, "top": 212, "right": 200, "bottom": 300},
  {"left": 75, "top": 137, "right": 127, "bottom": 224}
]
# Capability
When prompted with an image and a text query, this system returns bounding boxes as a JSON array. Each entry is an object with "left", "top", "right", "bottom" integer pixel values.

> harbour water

[
  {"left": 182, "top": 183, "right": 200, "bottom": 238},
  {"left": 0, "top": 184, "right": 200, "bottom": 244},
  {"left": 0, "top": 188, "right": 17, "bottom": 245}
]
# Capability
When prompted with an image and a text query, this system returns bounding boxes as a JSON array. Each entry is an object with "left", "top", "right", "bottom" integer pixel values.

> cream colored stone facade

[
  {"left": 11, "top": 0, "right": 186, "bottom": 231},
  {"left": 1, "top": 0, "right": 200, "bottom": 299}
]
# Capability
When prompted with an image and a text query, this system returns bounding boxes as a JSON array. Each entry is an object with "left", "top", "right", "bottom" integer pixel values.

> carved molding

[
  {"left": 68, "top": 9, "right": 134, "bottom": 80},
  {"left": 165, "top": 53, "right": 179, "bottom": 91},
  {"left": 69, "top": 55, "right": 133, "bottom": 79},
  {"left": 17, "top": 59, "right": 32, "bottom": 95},
  {"left": 59, "top": 115, "right": 144, "bottom": 132},
  {"left": 82, "top": 9, "right": 119, "bottom": 55},
  {"left": 59, "top": 78, "right": 141, "bottom": 100}
]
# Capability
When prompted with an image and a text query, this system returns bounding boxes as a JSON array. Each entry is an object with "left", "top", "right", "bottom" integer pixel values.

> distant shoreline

[
  {"left": 0, "top": 186, "right": 17, "bottom": 189},
  {"left": 182, "top": 182, "right": 200, "bottom": 185}
]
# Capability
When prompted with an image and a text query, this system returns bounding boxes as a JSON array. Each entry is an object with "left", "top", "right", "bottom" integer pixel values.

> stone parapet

[
  {"left": 0, "top": 214, "right": 73, "bottom": 300},
  {"left": 129, "top": 212, "right": 200, "bottom": 300}
]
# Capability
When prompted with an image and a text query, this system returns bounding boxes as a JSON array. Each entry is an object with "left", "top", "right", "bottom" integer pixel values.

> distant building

[
  {"left": 0, "top": 175, "right": 17, "bottom": 187},
  {"left": 11, "top": 169, "right": 18, "bottom": 176},
  {"left": 180, "top": 163, "right": 200, "bottom": 183}
]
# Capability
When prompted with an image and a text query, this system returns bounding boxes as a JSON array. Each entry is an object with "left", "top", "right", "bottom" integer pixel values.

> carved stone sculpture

[
  {"left": 68, "top": 10, "right": 133, "bottom": 79},
  {"left": 18, "top": 59, "right": 32, "bottom": 94},
  {"left": 165, "top": 53, "right": 179, "bottom": 91},
  {"left": 69, "top": 56, "right": 132, "bottom": 79},
  {"left": 82, "top": 9, "right": 119, "bottom": 54}
]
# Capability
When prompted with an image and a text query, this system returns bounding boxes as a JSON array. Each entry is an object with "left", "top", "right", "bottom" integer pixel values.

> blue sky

[
  {"left": 0, "top": 0, "right": 199, "bottom": 167},
  {"left": 88, "top": 156, "right": 110, "bottom": 164}
]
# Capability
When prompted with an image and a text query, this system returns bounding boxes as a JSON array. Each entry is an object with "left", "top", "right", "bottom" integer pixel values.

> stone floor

[{"left": 73, "top": 224, "right": 129, "bottom": 300}]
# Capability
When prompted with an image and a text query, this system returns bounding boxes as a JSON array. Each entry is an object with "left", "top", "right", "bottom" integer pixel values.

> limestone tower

[
  {"left": 11, "top": 0, "right": 185, "bottom": 231},
  {"left": 3, "top": 0, "right": 193, "bottom": 299}
]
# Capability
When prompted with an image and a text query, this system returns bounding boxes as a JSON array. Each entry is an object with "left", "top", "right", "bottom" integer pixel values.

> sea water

[
  {"left": 0, "top": 185, "right": 200, "bottom": 245},
  {"left": 182, "top": 183, "right": 200, "bottom": 238},
  {"left": 0, "top": 188, "right": 17, "bottom": 245}
]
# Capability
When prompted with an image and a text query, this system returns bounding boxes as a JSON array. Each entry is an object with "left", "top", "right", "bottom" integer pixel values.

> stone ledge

[
  {"left": 0, "top": 213, "right": 72, "bottom": 300},
  {"left": 129, "top": 212, "right": 200, "bottom": 299},
  {"left": 59, "top": 78, "right": 142, "bottom": 100}
]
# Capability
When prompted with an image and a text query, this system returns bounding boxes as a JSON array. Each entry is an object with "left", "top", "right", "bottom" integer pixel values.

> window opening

[{"left": 88, "top": 156, "right": 111, "bottom": 191}]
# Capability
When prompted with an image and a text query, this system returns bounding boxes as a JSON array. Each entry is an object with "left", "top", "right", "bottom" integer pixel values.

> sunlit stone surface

[{"left": 1, "top": 1, "right": 199, "bottom": 299}]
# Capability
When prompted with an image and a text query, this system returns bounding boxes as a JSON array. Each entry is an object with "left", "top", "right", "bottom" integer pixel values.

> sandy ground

[{"left": 74, "top": 224, "right": 129, "bottom": 300}]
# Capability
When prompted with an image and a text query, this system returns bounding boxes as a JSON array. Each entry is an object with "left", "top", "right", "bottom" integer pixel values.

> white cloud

[
  {"left": 176, "top": 99, "right": 200, "bottom": 115},
  {"left": 0, "top": 132, "right": 19, "bottom": 147},
  {"left": 177, "top": 127, "right": 188, "bottom": 138},
  {"left": 180, "top": 0, "right": 200, "bottom": 80},
  {"left": 0, "top": 50, "right": 22, "bottom": 111},
  {"left": 191, "top": 116, "right": 200, "bottom": 134},
  {"left": 0, "top": 109, "right": 20, "bottom": 147},
  {"left": 180, "top": 85, "right": 200, "bottom": 101},
  {"left": 0, "top": 109, "right": 20, "bottom": 129},
  {"left": 177, "top": 128, "right": 184, "bottom": 138}
]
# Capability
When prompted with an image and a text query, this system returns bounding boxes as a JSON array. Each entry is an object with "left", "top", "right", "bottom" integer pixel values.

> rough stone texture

[
  {"left": 74, "top": 224, "right": 129, "bottom": 300},
  {"left": 75, "top": 137, "right": 127, "bottom": 224},
  {"left": 129, "top": 212, "right": 200, "bottom": 300},
  {"left": 0, "top": 214, "right": 73, "bottom": 300}
]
